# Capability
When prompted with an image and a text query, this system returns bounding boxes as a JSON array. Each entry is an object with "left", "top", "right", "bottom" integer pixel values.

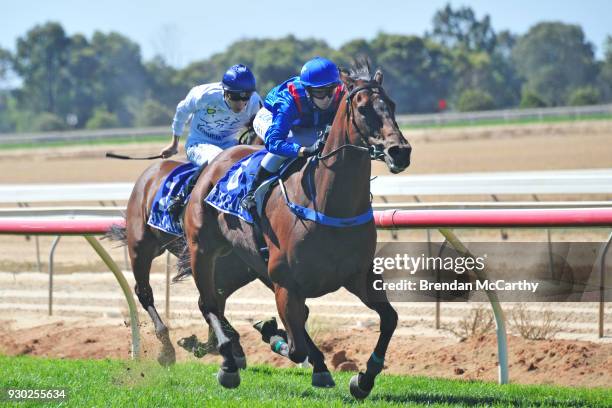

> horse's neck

[{"left": 311, "top": 112, "right": 372, "bottom": 218}]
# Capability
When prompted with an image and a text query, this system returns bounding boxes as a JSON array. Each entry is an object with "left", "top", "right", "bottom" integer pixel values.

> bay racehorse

[
  {"left": 183, "top": 59, "right": 411, "bottom": 399},
  {"left": 106, "top": 128, "right": 266, "bottom": 368}
]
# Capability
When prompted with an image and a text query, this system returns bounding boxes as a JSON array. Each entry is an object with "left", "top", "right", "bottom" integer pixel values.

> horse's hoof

[
  {"left": 253, "top": 317, "right": 277, "bottom": 343},
  {"left": 157, "top": 347, "right": 176, "bottom": 367},
  {"left": 177, "top": 335, "right": 198, "bottom": 351},
  {"left": 312, "top": 371, "right": 335, "bottom": 388},
  {"left": 349, "top": 374, "right": 371, "bottom": 400},
  {"left": 217, "top": 368, "right": 240, "bottom": 389},
  {"left": 233, "top": 355, "right": 247, "bottom": 370}
]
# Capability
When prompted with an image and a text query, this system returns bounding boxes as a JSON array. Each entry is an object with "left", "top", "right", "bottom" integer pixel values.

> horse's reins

[{"left": 315, "top": 83, "right": 389, "bottom": 162}]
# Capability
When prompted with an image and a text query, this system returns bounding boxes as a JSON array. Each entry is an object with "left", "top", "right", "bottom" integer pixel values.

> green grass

[{"left": 1, "top": 355, "right": 610, "bottom": 407}]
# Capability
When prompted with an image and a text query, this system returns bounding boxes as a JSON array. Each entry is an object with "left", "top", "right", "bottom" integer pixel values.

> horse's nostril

[
  {"left": 387, "top": 146, "right": 400, "bottom": 156},
  {"left": 386, "top": 144, "right": 411, "bottom": 169}
]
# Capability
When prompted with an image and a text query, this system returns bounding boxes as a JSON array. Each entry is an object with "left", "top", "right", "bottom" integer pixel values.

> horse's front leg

[
  {"left": 273, "top": 285, "right": 308, "bottom": 364},
  {"left": 344, "top": 277, "right": 398, "bottom": 400},
  {"left": 303, "top": 305, "right": 335, "bottom": 388}
]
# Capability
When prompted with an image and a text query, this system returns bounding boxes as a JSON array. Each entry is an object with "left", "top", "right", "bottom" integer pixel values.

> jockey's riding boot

[
  {"left": 167, "top": 165, "right": 205, "bottom": 218},
  {"left": 241, "top": 166, "right": 273, "bottom": 210},
  {"left": 166, "top": 190, "right": 186, "bottom": 218}
]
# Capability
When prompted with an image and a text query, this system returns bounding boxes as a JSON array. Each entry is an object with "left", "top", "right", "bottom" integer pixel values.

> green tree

[
  {"left": 365, "top": 33, "right": 454, "bottom": 113},
  {"left": 176, "top": 36, "right": 336, "bottom": 98},
  {"left": 144, "top": 56, "right": 184, "bottom": 108},
  {"left": 12, "top": 22, "right": 71, "bottom": 118},
  {"left": 31, "top": 112, "right": 67, "bottom": 131},
  {"left": 65, "top": 33, "right": 98, "bottom": 127},
  {"left": 427, "top": 5, "right": 521, "bottom": 110},
  {"left": 519, "top": 90, "right": 547, "bottom": 108},
  {"left": 512, "top": 22, "right": 597, "bottom": 106},
  {"left": 0, "top": 47, "right": 12, "bottom": 87},
  {"left": 90, "top": 31, "right": 147, "bottom": 126},
  {"left": 567, "top": 86, "right": 600, "bottom": 106},
  {"left": 238, "top": 35, "right": 335, "bottom": 95},
  {"left": 132, "top": 98, "right": 173, "bottom": 126},
  {"left": 450, "top": 47, "right": 521, "bottom": 109},
  {"left": 336, "top": 39, "right": 372, "bottom": 68},
  {"left": 428, "top": 4, "right": 497, "bottom": 54},
  {"left": 0, "top": 48, "right": 16, "bottom": 132},
  {"left": 456, "top": 89, "right": 494, "bottom": 111},
  {"left": 85, "top": 108, "right": 120, "bottom": 129},
  {"left": 597, "top": 35, "right": 612, "bottom": 102},
  {"left": 0, "top": 91, "right": 16, "bottom": 132}
]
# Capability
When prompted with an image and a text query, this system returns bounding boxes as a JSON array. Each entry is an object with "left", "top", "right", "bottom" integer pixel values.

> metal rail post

[
  {"left": 439, "top": 228, "right": 509, "bottom": 385},
  {"left": 84, "top": 235, "right": 141, "bottom": 359},
  {"left": 599, "top": 232, "right": 612, "bottom": 338},
  {"left": 48, "top": 236, "right": 61, "bottom": 316}
]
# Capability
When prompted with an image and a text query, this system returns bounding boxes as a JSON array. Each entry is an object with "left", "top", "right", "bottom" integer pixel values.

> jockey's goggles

[
  {"left": 226, "top": 91, "right": 253, "bottom": 101},
  {"left": 307, "top": 85, "right": 337, "bottom": 99}
]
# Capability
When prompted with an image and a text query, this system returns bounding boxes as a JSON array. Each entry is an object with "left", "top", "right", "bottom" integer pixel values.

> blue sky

[{"left": 2, "top": 0, "right": 610, "bottom": 66}]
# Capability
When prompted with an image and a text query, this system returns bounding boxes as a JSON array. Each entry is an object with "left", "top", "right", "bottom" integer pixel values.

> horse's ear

[
  {"left": 374, "top": 69, "right": 383, "bottom": 86},
  {"left": 339, "top": 67, "right": 355, "bottom": 90}
]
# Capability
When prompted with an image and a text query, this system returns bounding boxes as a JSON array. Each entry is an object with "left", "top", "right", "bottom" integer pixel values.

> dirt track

[{"left": 2, "top": 120, "right": 612, "bottom": 183}]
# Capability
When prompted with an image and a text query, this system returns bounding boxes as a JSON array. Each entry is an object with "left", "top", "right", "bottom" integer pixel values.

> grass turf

[{"left": 1, "top": 355, "right": 610, "bottom": 407}]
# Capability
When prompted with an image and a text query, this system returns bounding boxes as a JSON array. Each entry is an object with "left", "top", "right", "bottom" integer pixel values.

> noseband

[{"left": 317, "top": 83, "right": 392, "bottom": 162}]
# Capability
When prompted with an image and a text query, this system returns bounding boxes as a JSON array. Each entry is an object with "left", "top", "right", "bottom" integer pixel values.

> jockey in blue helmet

[
  {"left": 241, "top": 56, "right": 343, "bottom": 209},
  {"left": 163, "top": 64, "right": 262, "bottom": 216}
]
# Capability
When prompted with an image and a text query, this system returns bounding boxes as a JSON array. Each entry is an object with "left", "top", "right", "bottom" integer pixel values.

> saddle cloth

[
  {"left": 205, "top": 150, "right": 296, "bottom": 224},
  {"left": 147, "top": 162, "right": 198, "bottom": 236}
]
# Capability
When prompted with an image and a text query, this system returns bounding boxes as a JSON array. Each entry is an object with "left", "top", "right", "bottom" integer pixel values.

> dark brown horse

[{"left": 183, "top": 60, "right": 411, "bottom": 399}]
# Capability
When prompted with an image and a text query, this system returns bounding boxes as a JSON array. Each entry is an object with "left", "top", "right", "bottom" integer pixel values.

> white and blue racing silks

[{"left": 171, "top": 82, "right": 262, "bottom": 150}]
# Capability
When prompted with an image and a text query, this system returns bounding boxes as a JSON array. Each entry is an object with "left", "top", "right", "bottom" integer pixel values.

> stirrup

[
  {"left": 167, "top": 198, "right": 184, "bottom": 217},
  {"left": 240, "top": 193, "right": 256, "bottom": 210}
]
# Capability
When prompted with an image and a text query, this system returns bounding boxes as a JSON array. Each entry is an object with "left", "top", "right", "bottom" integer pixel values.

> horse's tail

[
  {"left": 104, "top": 215, "right": 128, "bottom": 246},
  {"left": 173, "top": 243, "right": 192, "bottom": 283}
]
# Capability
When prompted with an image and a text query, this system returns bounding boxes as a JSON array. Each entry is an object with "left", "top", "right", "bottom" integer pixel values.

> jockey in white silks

[{"left": 162, "top": 64, "right": 262, "bottom": 215}]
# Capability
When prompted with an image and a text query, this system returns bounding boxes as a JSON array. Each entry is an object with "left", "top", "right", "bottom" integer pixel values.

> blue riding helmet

[
  {"left": 222, "top": 64, "right": 256, "bottom": 93},
  {"left": 299, "top": 57, "right": 340, "bottom": 88}
]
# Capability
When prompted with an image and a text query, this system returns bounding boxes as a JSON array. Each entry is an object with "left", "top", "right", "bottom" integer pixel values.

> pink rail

[
  {"left": 1, "top": 207, "right": 612, "bottom": 235},
  {"left": 0, "top": 218, "right": 125, "bottom": 235},
  {"left": 374, "top": 207, "right": 612, "bottom": 228}
]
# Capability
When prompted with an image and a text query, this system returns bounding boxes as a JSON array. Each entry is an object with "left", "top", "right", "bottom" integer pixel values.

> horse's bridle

[{"left": 316, "top": 82, "right": 393, "bottom": 162}]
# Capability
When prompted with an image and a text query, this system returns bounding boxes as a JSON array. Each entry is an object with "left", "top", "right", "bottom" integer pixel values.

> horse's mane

[{"left": 346, "top": 56, "right": 374, "bottom": 81}]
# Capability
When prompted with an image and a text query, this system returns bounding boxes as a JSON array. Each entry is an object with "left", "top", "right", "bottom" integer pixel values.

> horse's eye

[
  {"left": 359, "top": 105, "right": 382, "bottom": 130},
  {"left": 358, "top": 104, "right": 372, "bottom": 116}
]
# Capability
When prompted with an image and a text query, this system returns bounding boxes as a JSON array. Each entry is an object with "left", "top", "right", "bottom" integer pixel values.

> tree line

[{"left": 0, "top": 4, "right": 611, "bottom": 132}]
